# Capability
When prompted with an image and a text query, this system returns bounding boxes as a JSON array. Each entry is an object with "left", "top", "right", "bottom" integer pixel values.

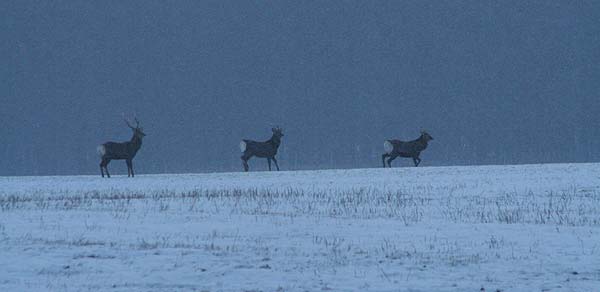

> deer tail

[
  {"left": 97, "top": 145, "right": 106, "bottom": 156},
  {"left": 383, "top": 140, "right": 394, "bottom": 154},
  {"left": 239, "top": 141, "right": 247, "bottom": 153}
]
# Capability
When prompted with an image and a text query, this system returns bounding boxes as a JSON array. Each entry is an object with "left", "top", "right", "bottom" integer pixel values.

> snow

[{"left": 1, "top": 163, "right": 599, "bottom": 291}]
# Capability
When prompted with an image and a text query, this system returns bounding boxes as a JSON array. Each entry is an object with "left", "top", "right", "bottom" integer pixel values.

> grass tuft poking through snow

[{"left": 1, "top": 163, "right": 599, "bottom": 291}]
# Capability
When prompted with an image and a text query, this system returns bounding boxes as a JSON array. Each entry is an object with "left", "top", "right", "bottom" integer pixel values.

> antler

[{"left": 123, "top": 113, "right": 139, "bottom": 129}]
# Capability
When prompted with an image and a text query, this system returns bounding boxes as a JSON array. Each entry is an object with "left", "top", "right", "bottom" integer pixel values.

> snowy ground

[{"left": 1, "top": 163, "right": 600, "bottom": 291}]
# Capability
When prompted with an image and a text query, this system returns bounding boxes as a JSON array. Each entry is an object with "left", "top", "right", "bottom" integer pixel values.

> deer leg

[
  {"left": 104, "top": 159, "right": 111, "bottom": 178},
  {"left": 386, "top": 155, "right": 398, "bottom": 168},
  {"left": 382, "top": 154, "right": 390, "bottom": 168},
  {"left": 241, "top": 155, "right": 250, "bottom": 172},
  {"left": 272, "top": 157, "right": 280, "bottom": 171},
  {"left": 267, "top": 158, "right": 272, "bottom": 171},
  {"left": 126, "top": 159, "right": 133, "bottom": 177},
  {"left": 413, "top": 157, "right": 421, "bottom": 167},
  {"left": 100, "top": 158, "right": 110, "bottom": 178}
]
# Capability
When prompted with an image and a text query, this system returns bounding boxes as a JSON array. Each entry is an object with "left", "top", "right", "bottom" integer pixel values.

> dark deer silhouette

[
  {"left": 97, "top": 117, "right": 146, "bottom": 177},
  {"left": 382, "top": 130, "right": 433, "bottom": 167},
  {"left": 240, "top": 127, "right": 284, "bottom": 172}
]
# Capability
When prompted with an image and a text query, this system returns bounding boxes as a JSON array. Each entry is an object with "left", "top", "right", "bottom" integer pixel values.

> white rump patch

[
  {"left": 384, "top": 141, "right": 393, "bottom": 154},
  {"left": 239, "top": 141, "right": 246, "bottom": 152},
  {"left": 97, "top": 145, "right": 106, "bottom": 156}
]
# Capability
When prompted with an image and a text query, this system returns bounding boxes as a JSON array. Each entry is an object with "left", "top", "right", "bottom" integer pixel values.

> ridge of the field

[{"left": 2, "top": 162, "right": 599, "bottom": 196}]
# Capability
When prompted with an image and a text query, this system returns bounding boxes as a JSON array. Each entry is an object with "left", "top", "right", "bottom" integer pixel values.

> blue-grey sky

[{"left": 2, "top": 1, "right": 599, "bottom": 175}]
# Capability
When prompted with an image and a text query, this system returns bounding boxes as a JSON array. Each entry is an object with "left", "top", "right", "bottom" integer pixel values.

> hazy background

[{"left": 2, "top": 0, "right": 599, "bottom": 176}]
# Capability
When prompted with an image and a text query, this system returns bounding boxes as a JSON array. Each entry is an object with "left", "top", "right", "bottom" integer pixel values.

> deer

[
  {"left": 240, "top": 127, "right": 284, "bottom": 172},
  {"left": 382, "top": 130, "right": 433, "bottom": 168},
  {"left": 97, "top": 117, "right": 146, "bottom": 178}
]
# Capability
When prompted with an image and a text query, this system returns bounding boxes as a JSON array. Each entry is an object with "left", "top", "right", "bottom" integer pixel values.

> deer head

[
  {"left": 272, "top": 126, "right": 284, "bottom": 138},
  {"left": 420, "top": 130, "right": 433, "bottom": 141},
  {"left": 125, "top": 116, "right": 146, "bottom": 138}
]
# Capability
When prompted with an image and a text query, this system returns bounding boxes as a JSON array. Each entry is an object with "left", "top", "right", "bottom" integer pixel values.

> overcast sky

[{"left": 2, "top": 1, "right": 599, "bottom": 176}]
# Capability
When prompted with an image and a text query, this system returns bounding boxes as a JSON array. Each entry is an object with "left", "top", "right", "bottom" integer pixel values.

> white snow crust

[{"left": 1, "top": 163, "right": 599, "bottom": 291}]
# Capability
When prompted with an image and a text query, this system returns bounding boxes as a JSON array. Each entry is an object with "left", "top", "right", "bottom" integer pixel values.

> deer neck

[
  {"left": 417, "top": 136, "right": 429, "bottom": 148},
  {"left": 130, "top": 135, "right": 143, "bottom": 149},
  {"left": 269, "top": 136, "right": 281, "bottom": 148}
]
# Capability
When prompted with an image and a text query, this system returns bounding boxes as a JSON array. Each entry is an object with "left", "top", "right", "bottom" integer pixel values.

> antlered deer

[
  {"left": 97, "top": 117, "right": 146, "bottom": 177},
  {"left": 240, "top": 127, "right": 284, "bottom": 172},
  {"left": 382, "top": 131, "right": 433, "bottom": 167}
]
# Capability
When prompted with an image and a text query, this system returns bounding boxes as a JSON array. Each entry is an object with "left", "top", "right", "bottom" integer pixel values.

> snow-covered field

[{"left": 1, "top": 163, "right": 600, "bottom": 292}]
